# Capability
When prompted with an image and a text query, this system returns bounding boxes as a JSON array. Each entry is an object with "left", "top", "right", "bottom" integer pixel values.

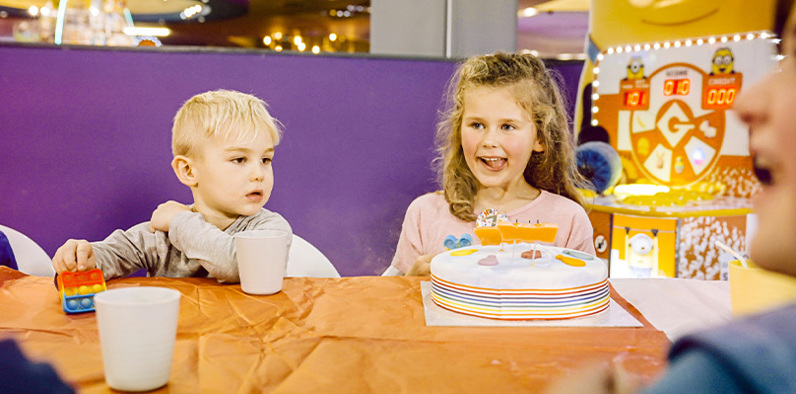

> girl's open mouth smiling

[{"left": 480, "top": 157, "right": 507, "bottom": 171}]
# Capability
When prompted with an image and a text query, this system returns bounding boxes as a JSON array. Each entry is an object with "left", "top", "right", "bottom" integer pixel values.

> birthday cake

[{"left": 429, "top": 210, "right": 609, "bottom": 320}]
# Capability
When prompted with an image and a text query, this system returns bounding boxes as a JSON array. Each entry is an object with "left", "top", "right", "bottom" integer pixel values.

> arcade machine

[{"left": 585, "top": 33, "right": 778, "bottom": 279}]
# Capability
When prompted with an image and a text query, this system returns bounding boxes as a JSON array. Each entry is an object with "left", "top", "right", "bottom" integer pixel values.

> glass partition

[
  {"left": 0, "top": 0, "right": 588, "bottom": 60},
  {"left": 0, "top": 0, "right": 370, "bottom": 52}
]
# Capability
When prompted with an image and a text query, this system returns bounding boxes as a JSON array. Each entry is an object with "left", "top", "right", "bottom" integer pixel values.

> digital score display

[
  {"left": 658, "top": 77, "right": 739, "bottom": 110},
  {"left": 620, "top": 79, "right": 651, "bottom": 110},
  {"left": 702, "top": 74, "right": 743, "bottom": 110},
  {"left": 623, "top": 90, "right": 648, "bottom": 108},
  {"left": 618, "top": 77, "right": 740, "bottom": 110},
  {"left": 705, "top": 86, "right": 737, "bottom": 106},
  {"left": 663, "top": 79, "right": 690, "bottom": 96}
]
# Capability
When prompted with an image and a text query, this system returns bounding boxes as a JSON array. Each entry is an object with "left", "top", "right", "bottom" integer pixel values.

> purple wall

[{"left": 0, "top": 44, "right": 583, "bottom": 276}]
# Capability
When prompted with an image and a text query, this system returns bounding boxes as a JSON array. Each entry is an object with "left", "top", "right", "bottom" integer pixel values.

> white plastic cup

[
  {"left": 94, "top": 287, "right": 181, "bottom": 392},
  {"left": 235, "top": 229, "right": 290, "bottom": 295}
]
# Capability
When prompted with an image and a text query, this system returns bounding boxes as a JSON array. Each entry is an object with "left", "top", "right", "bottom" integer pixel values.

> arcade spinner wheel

[{"left": 577, "top": 141, "right": 623, "bottom": 194}]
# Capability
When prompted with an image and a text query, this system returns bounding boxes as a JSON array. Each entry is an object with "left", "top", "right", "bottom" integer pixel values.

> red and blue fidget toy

[{"left": 57, "top": 269, "right": 107, "bottom": 314}]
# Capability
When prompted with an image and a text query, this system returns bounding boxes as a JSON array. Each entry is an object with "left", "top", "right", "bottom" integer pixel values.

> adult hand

[
  {"left": 52, "top": 239, "right": 96, "bottom": 273},
  {"left": 404, "top": 254, "right": 436, "bottom": 276},
  {"left": 150, "top": 201, "right": 191, "bottom": 232},
  {"left": 543, "top": 361, "right": 641, "bottom": 394}
]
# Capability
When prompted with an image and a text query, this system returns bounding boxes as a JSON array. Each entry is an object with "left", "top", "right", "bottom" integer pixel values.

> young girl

[{"left": 384, "top": 52, "right": 595, "bottom": 276}]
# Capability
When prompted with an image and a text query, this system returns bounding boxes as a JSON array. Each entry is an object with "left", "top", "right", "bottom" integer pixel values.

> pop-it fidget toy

[{"left": 57, "top": 269, "right": 107, "bottom": 314}]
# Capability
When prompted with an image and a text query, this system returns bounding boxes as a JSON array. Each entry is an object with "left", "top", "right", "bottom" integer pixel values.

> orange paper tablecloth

[{"left": 0, "top": 267, "right": 670, "bottom": 393}]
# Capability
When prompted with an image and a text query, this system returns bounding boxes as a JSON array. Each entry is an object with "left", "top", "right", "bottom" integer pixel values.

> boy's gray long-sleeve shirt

[{"left": 91, "top": 208, "right": 292, "bottom": 282}]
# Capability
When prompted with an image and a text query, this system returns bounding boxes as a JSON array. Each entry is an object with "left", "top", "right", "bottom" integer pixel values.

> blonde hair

[
  {"left": 172, "top": 89, "right": 282, "bottom": 157},
  {"left": 435, "top": 52, "right": 587, "bottom": 222}
]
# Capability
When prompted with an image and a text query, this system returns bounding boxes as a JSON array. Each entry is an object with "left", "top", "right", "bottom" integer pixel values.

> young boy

[{"left": 51, "top": 89, "right": 292, "bottom": 282}]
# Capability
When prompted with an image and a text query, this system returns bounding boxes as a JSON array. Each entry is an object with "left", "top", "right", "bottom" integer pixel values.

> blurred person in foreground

[{"left": 545, "top": 1, "right": 796, "bottom": 393}]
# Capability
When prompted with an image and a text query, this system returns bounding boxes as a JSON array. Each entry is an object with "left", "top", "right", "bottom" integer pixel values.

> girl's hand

[
  {"left": 405, "top": 254, "right": 436, "bottom": 276},
  {"left": 150, "top": 201, "right": 191, "bottom": 232},
  {"left": 52, "top": 239, "right": 96, "bottom": 273}
]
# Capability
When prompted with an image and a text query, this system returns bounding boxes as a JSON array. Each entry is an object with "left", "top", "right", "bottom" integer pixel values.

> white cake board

[{"left": 422, "top": 282, "right": 643, "bottom": 328}]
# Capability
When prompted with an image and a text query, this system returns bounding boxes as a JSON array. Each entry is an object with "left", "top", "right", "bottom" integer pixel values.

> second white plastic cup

[
  {"left": 94, "top": 287, "right": 181, "bottom": 392},
  {"left": 235, "top": 229, "right": 290, "bottom": 295}
]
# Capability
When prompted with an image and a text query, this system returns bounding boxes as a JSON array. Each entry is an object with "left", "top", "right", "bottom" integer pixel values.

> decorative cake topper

[
  {"left": 443, "top": 234, "right": 473, "bottom": 250},
  {"left": 476, "top": 209, "right": 507, "bottom": 227}
]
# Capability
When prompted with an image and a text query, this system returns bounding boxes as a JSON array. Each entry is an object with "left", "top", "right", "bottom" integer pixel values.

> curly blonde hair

[{"left": 435, "top": 52, "right": 586, "bottom": 222}]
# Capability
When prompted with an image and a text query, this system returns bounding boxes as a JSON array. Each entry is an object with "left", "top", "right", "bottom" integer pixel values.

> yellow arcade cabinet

[{"left": 581, "top": 5, "right": 778, "bottom": 279}]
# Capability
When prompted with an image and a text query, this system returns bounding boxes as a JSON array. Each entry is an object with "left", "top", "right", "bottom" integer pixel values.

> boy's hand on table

[
  {"left": 52, "top": 239, "right": 96, "bottom": 273},
  {"left": 405, "top": 254, "right": 436, "bottom": 277},
  {"left": 150, "top": 201, "right": 191, "bottom": 233}
]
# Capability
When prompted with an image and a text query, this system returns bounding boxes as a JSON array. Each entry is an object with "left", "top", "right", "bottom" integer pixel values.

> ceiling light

[
  {"left": 519, "top": 7, "right": 538, "bottom": 17},
  {"left": 123, "top": 27, "right": 171, "bottom": 37},
  {"left": 182, "top": 4, "right": 202, "bottom": 18}
]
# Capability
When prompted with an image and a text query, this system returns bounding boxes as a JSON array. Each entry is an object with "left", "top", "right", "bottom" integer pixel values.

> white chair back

[
  {"left": 286, "top": 234, "right": 340, "bottom": 278},
  {"left": 0, "top": 225, "right": 55, "bottom": 276}
]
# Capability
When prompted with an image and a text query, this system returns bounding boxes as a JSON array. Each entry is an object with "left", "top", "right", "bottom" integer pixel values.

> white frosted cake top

[{"left": 431, "top": 244, "right": 607, "bottom": 291}]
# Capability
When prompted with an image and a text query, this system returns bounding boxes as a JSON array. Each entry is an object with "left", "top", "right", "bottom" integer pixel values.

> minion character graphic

[
  {"left": 674, "top": 156, "right": 685, "bottom": 174},
  {"left": 711, "top": 47, "right": 735, "bottom": 75},
  {"left": 625, "top": 57, "right": 645, "bottom": 80},
  {"left": 626, "top": 230, "right": 659, "bottom": 278}
]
